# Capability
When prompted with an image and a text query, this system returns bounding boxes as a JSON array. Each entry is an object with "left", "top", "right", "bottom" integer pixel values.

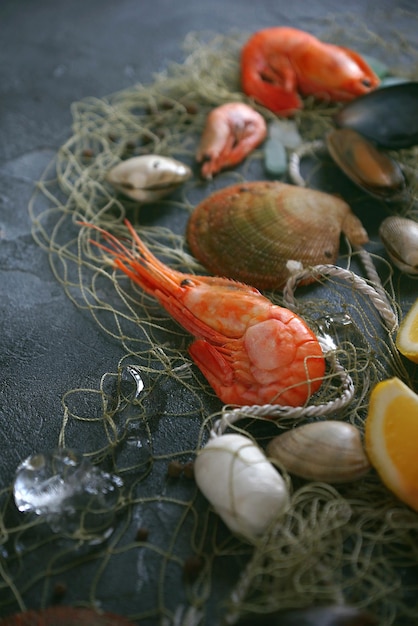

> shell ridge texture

[{"left": 187, "top": 180, "right": 368, "bottom": 290}]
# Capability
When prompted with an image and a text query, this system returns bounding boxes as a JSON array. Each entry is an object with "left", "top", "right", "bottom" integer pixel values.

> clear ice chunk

[
  {"left": 124, "top": 365, "right": 144, "bottom": 397},
  {"left": 13, "top": 449, "right": 123, "bottom": 542}
]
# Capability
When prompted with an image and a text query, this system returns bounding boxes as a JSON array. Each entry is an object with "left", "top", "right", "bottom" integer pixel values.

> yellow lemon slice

[
  {"left": 396, "top": 298, "right": 418, "bottom": 363},
  {"left": 365, "top": 377, "right": 418, "bottom": 512}
]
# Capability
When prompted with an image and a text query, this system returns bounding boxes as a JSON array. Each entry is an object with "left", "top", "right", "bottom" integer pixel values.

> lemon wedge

[
  {"left": 365, "top": 377, "right": 418, "bottom": 511},
  {"left": 396, "top": 298, "right": 418, "bottom": 363}
]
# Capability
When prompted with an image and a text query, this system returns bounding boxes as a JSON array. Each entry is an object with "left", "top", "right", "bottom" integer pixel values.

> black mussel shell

[
  {"left": 334, "top": 81, "right": 418, "bottom": 149},
  {"left": 235, "top": 605, "right": 378, "bottom": 626}
]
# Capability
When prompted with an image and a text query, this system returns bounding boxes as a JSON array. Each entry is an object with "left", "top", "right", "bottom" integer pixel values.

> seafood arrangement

[
  {"left": 83, "top": 22, "right": 417, "bottom": 569},
  {"left": 12, "top": 19, "right": 418, "bottom": 626}
]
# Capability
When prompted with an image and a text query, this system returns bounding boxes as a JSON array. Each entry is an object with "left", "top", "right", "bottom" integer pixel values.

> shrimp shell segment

[{"left": 186, "top": 181, "right": 368, "bottom": 290}]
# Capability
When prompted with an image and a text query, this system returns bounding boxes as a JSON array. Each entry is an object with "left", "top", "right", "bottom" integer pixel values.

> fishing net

[{"left": 1, "top": 14, "right": 418, "bottom": 626}]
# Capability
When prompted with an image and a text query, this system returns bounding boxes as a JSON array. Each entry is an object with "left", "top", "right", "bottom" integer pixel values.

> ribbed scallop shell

[
  {"left": 379, "top": 216, "right": 418, "bottom": 274},
  {"left": 186, "top": 181, "right": 368, "bottom": 290},
  {"left": 266, "top": 420, "right": 371, "bottom": 483}
]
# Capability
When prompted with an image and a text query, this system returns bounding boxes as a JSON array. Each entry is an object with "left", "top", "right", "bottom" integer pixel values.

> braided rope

[
  {"left": 288, "top": 139, "right": 326, "bottom": 186},
  {"left": 287, "top": 139, "right": 398, "bottom": 330},
  {"left": 354, "top": 246, "right": 398, "bottom": 328},
  {"left": 283, "top": 262, "right": 398, "bottom": 331}
]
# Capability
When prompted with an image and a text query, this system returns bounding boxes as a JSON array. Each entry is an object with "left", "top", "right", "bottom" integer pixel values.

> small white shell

[
  {"left": 194, "top": 433, "right": 289, "bottom": 543},
  {"left": 379, "top": 216, "right": 418, "bottom": 274},
  {"left": 106, "top": 155, "right": 192, "bottom": 203},
  {"left": 266, "top": 420, "right": 371, "bottom": 483}
]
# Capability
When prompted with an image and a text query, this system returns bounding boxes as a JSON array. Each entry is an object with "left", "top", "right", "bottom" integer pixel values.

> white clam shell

[
  {"left": 379, "top": 216, "right": 418, "bottom": 274},
  {"left": 266, "top": 420, "right": 371, "bottom": 483},
  {"left": 194, "top": 433, "right": 289, "bottom": 543},
  {"left": 106, "top": 155, "right": 192, "bottom": 203}
]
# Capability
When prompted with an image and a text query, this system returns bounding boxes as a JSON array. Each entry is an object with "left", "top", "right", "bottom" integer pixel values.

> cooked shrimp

[
  {"left": 196, "top": 102, "right": 267, "bottom": 179},
  {"left": 86, "top": 219, "right": 325, "bottom": 408},
  {"left": 241, "top": 27, "right": 379, "bottom": 115}
]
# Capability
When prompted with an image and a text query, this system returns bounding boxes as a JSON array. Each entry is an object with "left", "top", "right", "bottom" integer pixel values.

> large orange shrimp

[
  {"left": 86, "top": 220, "right": 325, "bottom": 408},
  {"left": 196, "top": 102, "right": 267, "bottom": 179},
  {"left": 241, "top": 27, "right": 379, "bottom": 115}
]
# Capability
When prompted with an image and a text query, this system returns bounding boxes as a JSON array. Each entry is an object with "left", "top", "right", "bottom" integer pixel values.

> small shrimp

[
  {"left": 86, "top": 219, "right": 325, "bottom": 408},
  {"left": 196, "top": 102, "right": 267, "bottom": 179},
  {"left": 241, "top": 27, "right": 379, "bottom": 115}
]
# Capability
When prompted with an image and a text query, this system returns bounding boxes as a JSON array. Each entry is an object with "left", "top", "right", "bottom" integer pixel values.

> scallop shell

[
  {"left": 379, "top": 216, "right": 418, "bottom": 274},
  {"left": 186, "top": 181, "right": 368, "bottom": 290},
  {"left": 326, "top": 128, "right": 406, "bottom": 201},
  {"left": 266, "top": 420, "right": 371, "bottom": 483},
  {"left": 106, "top": 155, "right": 192, "bottom": 203}
]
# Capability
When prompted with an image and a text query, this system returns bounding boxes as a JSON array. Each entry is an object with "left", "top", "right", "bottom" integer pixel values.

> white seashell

[
  {"left": 379, "top": 216, "right": 418, "bottom": 275},
  {"left": 105, "top": 155, "right": 192, "bottom": 203},
  {"left": 267, "top": 420, "right": 371, "bottom": 483},
  {"left": 194, "top": 433, "right": 289, "bottom": 543}
]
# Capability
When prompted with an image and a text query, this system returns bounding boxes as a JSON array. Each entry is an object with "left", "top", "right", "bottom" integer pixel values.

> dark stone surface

[{"left": 0, "top": 0, "right": 417, "bottom": 623}]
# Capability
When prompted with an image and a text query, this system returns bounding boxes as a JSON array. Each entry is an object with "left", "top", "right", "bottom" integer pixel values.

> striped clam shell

[
  {"left": 266, "top": 420, "right": 371, "bottom": 483},
  {"left": 379, "top": 215, "right": 418, "bottom": 274}
]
